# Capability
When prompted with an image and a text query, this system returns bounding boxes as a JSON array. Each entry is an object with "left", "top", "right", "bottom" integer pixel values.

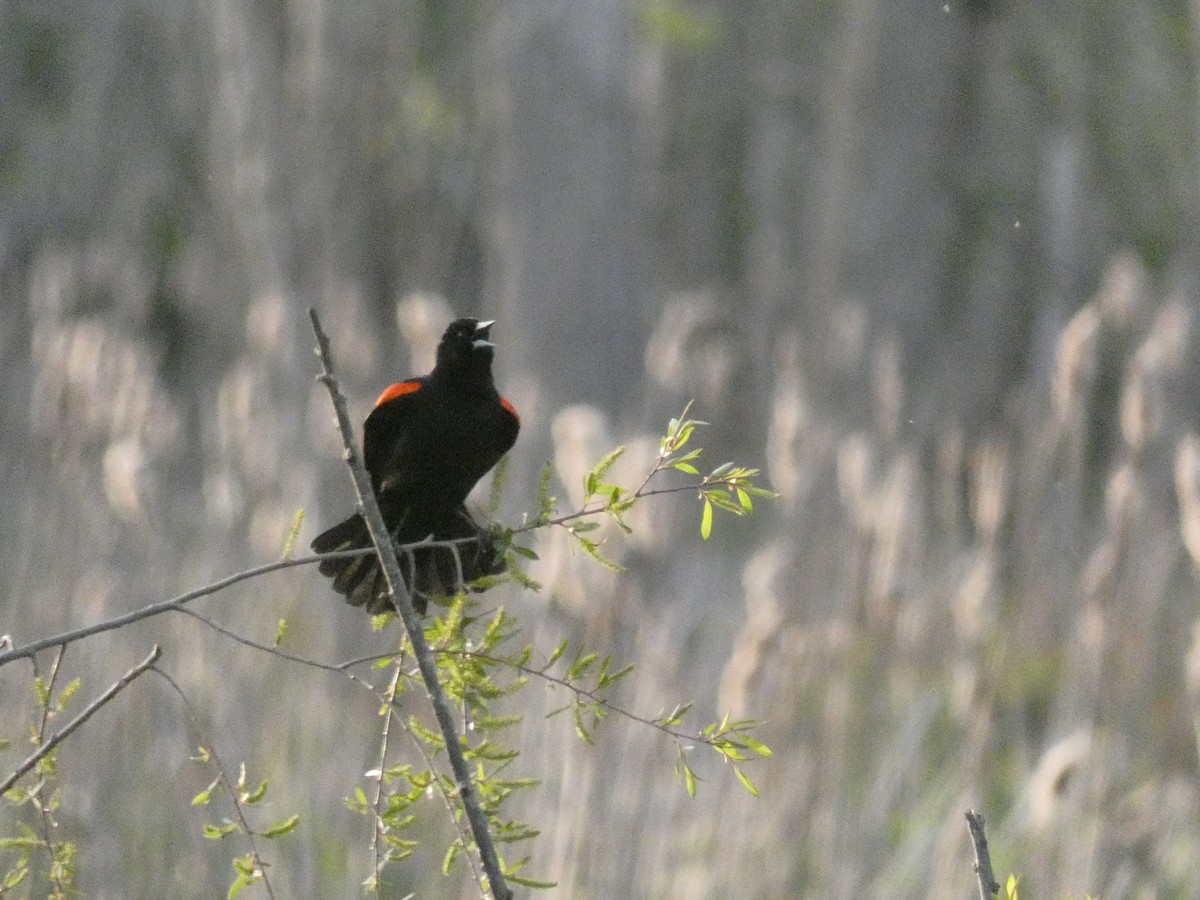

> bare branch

[
  {"left": 965, "top": 809, "right": 1001, "bottom": 899},
  {"left": 0, "top": 555, "right": 333, "bottom": 668},
  {"left": 1, "top": 645, "right": 161, "bottom": 795},
  {"left": 0, "top": 538, "right": 474, "bottom": 670},
  {"left": 309, "top": 308, "right": 512, "bottom": 900}
]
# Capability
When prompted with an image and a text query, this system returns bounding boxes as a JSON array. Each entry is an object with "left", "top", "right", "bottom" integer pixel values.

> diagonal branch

[
  {"left": 1, "top": 645, "right": 161, "bottom": 795},
  {"left": 308, "top": 308, "right": 511, "bottom": 900}
]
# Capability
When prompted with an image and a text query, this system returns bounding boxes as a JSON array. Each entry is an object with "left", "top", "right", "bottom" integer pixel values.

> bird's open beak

[{"left": 473, "top": 319, "right": 495, "bottom": 349}]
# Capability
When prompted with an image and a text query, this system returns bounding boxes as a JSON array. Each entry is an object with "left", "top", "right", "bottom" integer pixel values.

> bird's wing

[{"left": 362, "top": 378, "right": 425, "bottom": 492}]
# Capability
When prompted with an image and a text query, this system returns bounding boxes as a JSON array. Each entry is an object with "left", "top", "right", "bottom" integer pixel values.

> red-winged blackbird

[{"left": 312, "top": 318, "right": 520, "bottom": 614}]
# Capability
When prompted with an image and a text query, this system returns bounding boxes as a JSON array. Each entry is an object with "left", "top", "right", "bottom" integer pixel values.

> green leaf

[
  {"left": 584, "top": 444, "right": 626, "bottom": 498},
  {"left": 274, "top": 617, "right": 288, "bottom": 646},
  {"left": 567, "top": 649, "right": 598, "bottom": 681},
  {"left": 744, "top": 484, "right": 779, "bottom": 499},
  {"left": 489, "top": 453, "right": 511, "bottom": 515},
  {"left": 55, "top": 678, "right": 82, "bottom": 711},
  {"left": 282, "top": 507, "right": 305, "bottom": 559},
  {"left": 705, "top": 489, "right": 747, "bottom": 514},
  {"left": 227, "top": 872, "right": 251, "bottom": 900},
  {"left": 672, "top": 462, "right": 700, "bottom": 475},
  {"left": 572, "top": 704, "right": 594, "bottom": 745},
  {"left": 346, "top": 787, "right": 369, "bottom": 814},
  {"left": 203, "top": 821, "right": 240, "bottom": 839},
  {"left": 192, "top": 778, "right": 219, "bottom": 806},
  {"left": 683, "top": 762, "right": 697, "bottom": 797},
  {"left": 240, "top": 779, "right": 268, "bottom": 805},
  {"left": 536, "top": 461, "right": 556, "bottom": 519},
  {"left": 0, "top": 836, "right": 41, "bottom": 852},
  {"left": 545, "top": 640, "right": 569, "bottom": 669},
  {"left": 701, "top": 498, "right": 713, "bottom": 540},
  {"left": 739, "top": 734, "right": 773, "bottom": 757},
  {"left": 442, "top": 839, "right": 463, "bottom": 875},
  {"left": 408, "top": 716, "right": 445, "bottom": 750},
  {"left": 507, "top": 873, "right": 559, "bottom": 889},
  {"left": 658, "top": 701, "right": 692, "bottom": 727},
  {"left": 371, "top": 610, "right": 396, "bottom": 631},
  {"left": 674, "top": 422, "right": 694, "bottom": 449},
  {"left": 576, "top": 536, "right": 625, "bottom": 572},
  {"left": 232, "top": 852, "right": 255, "bottom": 874},
  {"left": 511, "top": 543, "right": 539, "bottom": 560},
  {"left": 261, "top": 814, "right": 300, "bottom": 838},
  {"left": 2, "top": 865, "right": 29, "bottom": 889},
  {"left": 734, "top": 766, "right": 760, "bottom": 797},
  {"left": 714, "top": 740, "right": 748, "bottom": 761}
]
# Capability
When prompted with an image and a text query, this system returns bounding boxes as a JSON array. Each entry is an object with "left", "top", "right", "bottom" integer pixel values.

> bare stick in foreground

[{"left": 965, "top": 808, "right": 1001, "bottom": 899}]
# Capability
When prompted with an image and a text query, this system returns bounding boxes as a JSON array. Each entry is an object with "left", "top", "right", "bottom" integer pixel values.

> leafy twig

[
  {"left": 458, "top": 647, "right": 771, "bottom": 796},
  {"left": 152, "top": 666, "right": 280, "bottom": 900},
  {"left": 513, "top": 401, "right": 773, "bottom": 541},
  {"left": 369, "top": 666, "right": 402, "bottom": 884},
  {"left": 26, "top": 646, "right": 73, "bottom": 896}
]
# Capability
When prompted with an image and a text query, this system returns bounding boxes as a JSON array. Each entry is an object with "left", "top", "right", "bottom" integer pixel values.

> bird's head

[{"left": 436, "top": 317, "right": 497, "bottom": 377}]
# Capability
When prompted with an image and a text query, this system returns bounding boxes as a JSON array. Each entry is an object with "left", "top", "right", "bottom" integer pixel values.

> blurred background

[{"left": 4, "top": 0, "right": 1200, "bottom": 897}]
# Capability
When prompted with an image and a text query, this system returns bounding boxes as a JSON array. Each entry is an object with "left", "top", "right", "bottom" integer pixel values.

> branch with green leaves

[
  {"left": 513, "top": 403, "right": 775, "bottom": 568},
  {"left": 153, "top": 665, "right": 297, "bottom": 900},
  {"left": 0, "top": 363, "right": 776, "bottom": 897},
  {"left": 454, "top": 638, "right": 773, "bottom": 798}
]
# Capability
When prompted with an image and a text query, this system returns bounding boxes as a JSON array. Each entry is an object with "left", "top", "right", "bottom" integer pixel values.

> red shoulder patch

[
  {"left": 374, "top": 380, "right": 422, "bottom": 408},
  {"left": 500, "top": 396, "right": 520, "bottom": 424}
]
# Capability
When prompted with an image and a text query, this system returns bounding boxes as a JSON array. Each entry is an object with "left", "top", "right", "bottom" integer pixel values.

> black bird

[{"left": 312, "top": 318, "right": 520, "bottom": 614}]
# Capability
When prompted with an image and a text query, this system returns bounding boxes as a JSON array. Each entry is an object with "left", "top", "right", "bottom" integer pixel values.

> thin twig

[
  {"left": 0, "top": 539, "right": 473, "bottom": 670},
  {"left": 515, "top": 478, "right": 737, "bottom": 533},
  {"left": 151, "top": 665, "right": 277, "bottom": 900},
  {"left": 0, "top": 556, "right": 331, "bottom": 667},
  {"left": 32, "top": 646, "right": 67, "bottom": 735},
  {"left": 370, "top": 666, "right": 403, "bottom": 882},
  {"left": 169, "top": 607, "right": 355, "bottom": 677},
  {"left": 30, "top": 646, "right": 69, "bottom": 896},
  {"left": 965, "top": 809, "right": 1001, "bottom": 898},
  {"left": 0, "top": 645, "right": 161, "bottom": 795},
  {"left": 459, "top": 648, "right": 744, "bottom": 748},
  {"left": 309, "top": 307, "right": 512, "bottom": 900}
]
